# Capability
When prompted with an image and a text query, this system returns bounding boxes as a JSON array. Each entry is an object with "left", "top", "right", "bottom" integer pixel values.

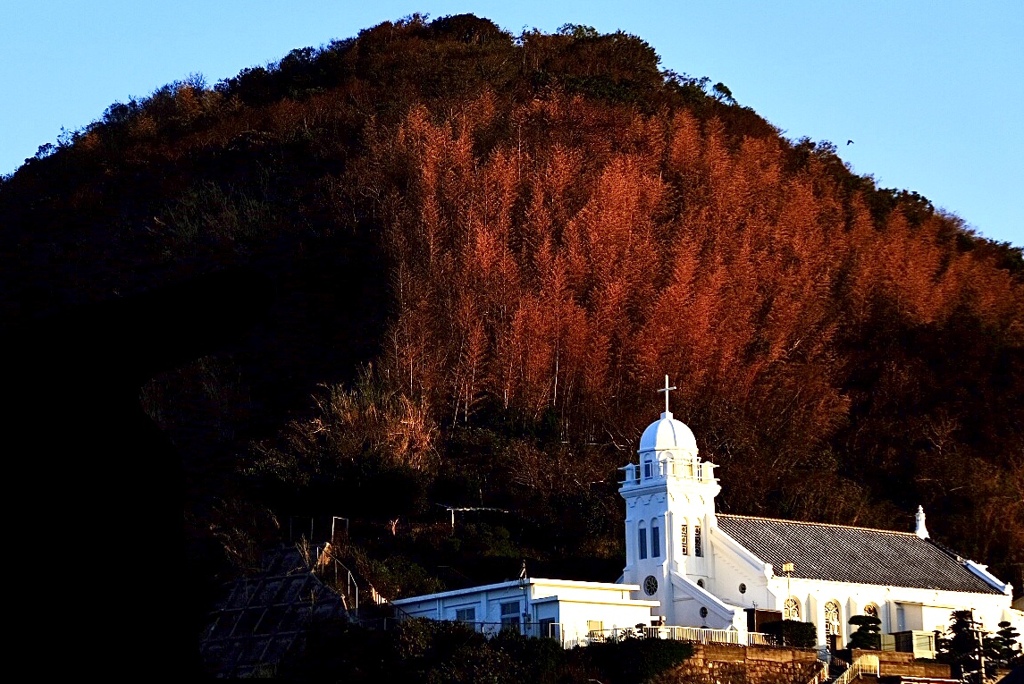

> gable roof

[{"left": 716, "top": 514, "right": 1003, "bottom": 595}]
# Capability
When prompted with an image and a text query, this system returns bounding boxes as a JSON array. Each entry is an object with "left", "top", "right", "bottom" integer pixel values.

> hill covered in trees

[{"left": 2, "top": 14, "right": 1021, "bottom": 673}]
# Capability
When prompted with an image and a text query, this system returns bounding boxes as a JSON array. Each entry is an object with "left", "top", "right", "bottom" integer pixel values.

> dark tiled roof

[{"left": 716, "top": 514, "right": 1002, "bottom": 594}]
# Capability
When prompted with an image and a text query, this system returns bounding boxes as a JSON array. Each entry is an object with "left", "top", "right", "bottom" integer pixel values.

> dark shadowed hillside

[{"left": 1, "top": 15, "right": 1021, "bottom": 674}]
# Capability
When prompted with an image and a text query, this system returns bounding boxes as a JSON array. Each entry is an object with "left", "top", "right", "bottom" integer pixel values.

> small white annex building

[
  {"left": 391, "top": 378, "right": 1023, "bottom": 652},
  {"left": 390, "top": 577, "right": 659, "bottom": 647}
]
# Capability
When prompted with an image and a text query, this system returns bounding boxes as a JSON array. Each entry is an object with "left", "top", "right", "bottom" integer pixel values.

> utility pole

[
  {"left": 960, "top": 610, "right": 988, "bottom": 684},
  {"left": 974, "top": 618, "right": 986, "bottom": 684}
]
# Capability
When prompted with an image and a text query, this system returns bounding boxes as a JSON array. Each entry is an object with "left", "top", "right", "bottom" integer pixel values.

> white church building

[{"left": 391, "top": 379, "right": 1022, "bottom": 652}]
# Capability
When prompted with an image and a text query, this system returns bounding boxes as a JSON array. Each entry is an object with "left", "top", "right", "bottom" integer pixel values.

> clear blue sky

[{"left": 2, "top": 1, "right": 1021, "bottom": 247}]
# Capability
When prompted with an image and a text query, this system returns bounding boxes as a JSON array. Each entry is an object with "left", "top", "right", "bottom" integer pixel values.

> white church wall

[
  {"left": 622, "top": 493, "right": 672, "bottom": 580},
  {"left": 709, "top": 548, "right": 764, "bottom": 609},
  {"left": 672, "top": 594, "right": 710, "bottom": 629},
  {"left": 757, "top": 575, "right": 1012, "bottom": 647},
  {"left": 662, "top": 509, "right": 676, "bottom": 572},
  {"left": 682, "top": 511, "right": 711, "bottom": 579},
  {"left": 670, "top": 573, "right": 743, "bottom": 630},
  {"left": 1006, "top": 609, "right": 1024, "bottom": 638},
  {"left": 671, "top": 593, "right": 737, "bottom": 630},
  {"left": 806, "top": 594, "right": 819, "bottom": 634},
  {"left": 847, "top": 596, "right": 860, "bottom": 620},
  {"left": 918, "top": 605, "right": 948, "bottom": 633},
  {"left": 708, "top": 528, "right": 779, "bottom": 615},
  {"left": 622, "top": 507, "right": 638, "bottom": 579},
  {"left": 888, "top": 600, "right": 920, "bottom": 634}
]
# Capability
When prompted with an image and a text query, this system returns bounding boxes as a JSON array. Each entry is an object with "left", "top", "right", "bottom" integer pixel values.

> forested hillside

[{"left": 2, "top": 14, "right": 1021, "bottom": 666}]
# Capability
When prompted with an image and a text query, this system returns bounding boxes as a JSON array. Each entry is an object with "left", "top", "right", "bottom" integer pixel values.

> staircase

[
  {"left": 312, "top": 542, "right": 362, "bottom": 615},
  {"left": 828, "top": 654, "right": 880, "bottom": 684},
  {"left": 805, "top": 658, "right": 829, "bottom": 684},
  {"left": 829, "top": 655, "right": 851, "bottom": 682}
]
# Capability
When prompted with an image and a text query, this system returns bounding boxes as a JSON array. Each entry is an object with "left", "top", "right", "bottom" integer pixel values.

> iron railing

[
  {"left": 831, "top": 653, "right": 880, "bottom": 684},
  {"left": 553, "top": 624, "right": 770, "bottom": 649}
]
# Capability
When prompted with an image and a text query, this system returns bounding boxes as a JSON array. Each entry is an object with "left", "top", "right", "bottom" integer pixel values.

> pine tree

[
  {"left": 992, "top": 620, "right": 1023, "bottom": 670},
  {"left": 937, "top": 610, "right": 993, "bottom": 684},
  {"left": 848, "top": 615, "right": 881, "bottom": 650}
]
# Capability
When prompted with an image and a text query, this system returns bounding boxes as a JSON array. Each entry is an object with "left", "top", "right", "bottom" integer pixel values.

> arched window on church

[
  {"left": 694, "top": 524, "right": 702, "bottom": 557},
  {"left": 825, "top": 600, "right": 842, "bottom": 646},
  {"left": 638, "top": 522, "right": 648, "bottom": 560},
  {"left": 643, "top": 457, "right": 654, "bottom": 479},
  {"left": 783, "top": 597, "right": 801, "bottom": 620},
  {"left": 680, "top": 523, "right": 688, "bottom": 555},
  {"left": 651, "top": 519, "right": 661, "bottom": 557}
]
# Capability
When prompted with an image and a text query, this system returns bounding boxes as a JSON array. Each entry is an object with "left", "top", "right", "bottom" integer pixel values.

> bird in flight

[{"left": 847, "top": 140, "right": 854, "bottom": 145}]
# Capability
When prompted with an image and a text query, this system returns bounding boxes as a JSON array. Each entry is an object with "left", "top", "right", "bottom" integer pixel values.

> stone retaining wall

[
  {"left": 849, "top": 649, "right": 952, "bottom": 679},
  {"left": 651, "top": 643, "right": 822, "bottom": 684}
]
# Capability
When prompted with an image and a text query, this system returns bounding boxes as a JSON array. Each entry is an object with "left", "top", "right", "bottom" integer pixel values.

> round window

[
  {"left": 739, "top": 583, "right": 747, "bottom": 594},
  {"left": 643, "top": 575, "right": 659, "bottom": 595}
]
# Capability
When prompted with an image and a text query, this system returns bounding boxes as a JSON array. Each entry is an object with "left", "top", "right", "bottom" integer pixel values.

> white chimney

[{"left": 915, "top": 505, "right": 929, "bottom": 539}]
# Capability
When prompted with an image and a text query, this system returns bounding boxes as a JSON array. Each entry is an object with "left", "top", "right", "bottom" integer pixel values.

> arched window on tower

[
  {"left": 680, "top": 522, "right": 688, "bottom": 555},
  {"left": 783, "top": 597, "right": 801, "bottom": 620},
  {"left": 694, "top": 524, "right": 702, "bottom": 557},
  {"left": 643, "top": 457, "right": 654, "bottom": 479},
  {"left": 651, "top": 519, "right": 661, "bottom": 557},
  {"left": 638, "top": 522, "right": 648, "bottom": 560}
]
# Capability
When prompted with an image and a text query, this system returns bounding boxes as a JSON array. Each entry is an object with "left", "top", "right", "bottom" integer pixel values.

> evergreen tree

[
  {"left": 992, "top": 621, "right": 1023, "bottom": 670},
  {"left": 848, "top": 615, "right": 881, "bottom": 650},
  {"left": 936, "top": 610, "right": 993, "bottom": 684}
]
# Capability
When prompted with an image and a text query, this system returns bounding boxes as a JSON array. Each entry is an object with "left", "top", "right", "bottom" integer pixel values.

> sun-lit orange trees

[{"left": 2, "top": 14, "right": 1020, "bottom": 599}]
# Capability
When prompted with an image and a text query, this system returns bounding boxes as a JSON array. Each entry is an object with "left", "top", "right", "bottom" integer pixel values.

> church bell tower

[{"left": 619, "top": 376, "right": 721, "bottom": 625}]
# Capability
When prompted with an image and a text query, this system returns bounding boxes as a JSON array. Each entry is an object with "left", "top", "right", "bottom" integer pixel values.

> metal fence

[
  {"left": 388, "top": 617, "right": 772, "bottom": 650},
  {"left": 548, "top": 624, "right": 770, "bottom": 649}
]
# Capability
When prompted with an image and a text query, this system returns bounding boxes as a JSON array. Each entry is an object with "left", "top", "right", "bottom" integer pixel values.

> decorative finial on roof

[
  {"left": 915, "top": 505, "right": 929, "bottom": 539},
  {"left": 657, "top": 375, "right": 677, "bottom": 416}
]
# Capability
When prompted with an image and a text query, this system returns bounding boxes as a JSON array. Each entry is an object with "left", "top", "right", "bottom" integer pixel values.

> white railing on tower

[{"left": 620, "top": 459, "right": 716, "bottom": 485}]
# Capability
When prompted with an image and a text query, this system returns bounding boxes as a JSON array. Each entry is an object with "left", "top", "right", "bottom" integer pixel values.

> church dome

[{"left": 639, "top": 412, "right": 698, "bottom": 456}]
